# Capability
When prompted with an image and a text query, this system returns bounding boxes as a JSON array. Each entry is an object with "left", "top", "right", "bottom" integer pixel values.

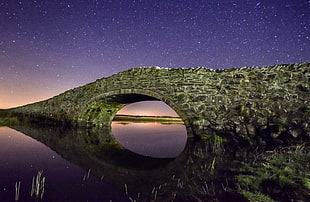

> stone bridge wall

[{"left": 8, "top": 63, "right": 310, "bottom": 139}]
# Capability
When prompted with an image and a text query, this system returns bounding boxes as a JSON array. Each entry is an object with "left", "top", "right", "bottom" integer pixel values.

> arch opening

[
  {"left": 79, "top": 90, "right": 191, "bottom": 131},
  {"left": 112, "top": 100, "right": 187, "bottom": 158},
  {"left": 116, "top": 100, "right": 180, "bottom": 117}
]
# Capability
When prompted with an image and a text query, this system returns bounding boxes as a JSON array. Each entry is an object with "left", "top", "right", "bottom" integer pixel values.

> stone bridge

[{"left": 5, "top": 63, "right": 310, "bottom": 139}]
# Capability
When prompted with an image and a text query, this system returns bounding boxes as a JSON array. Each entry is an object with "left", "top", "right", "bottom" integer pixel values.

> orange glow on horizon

[
  {"left": 0, "top": 96, "right": 41, "bottom": 109},
  {"left": 0, "top": 89, "right": 62, "bottom": 109}
]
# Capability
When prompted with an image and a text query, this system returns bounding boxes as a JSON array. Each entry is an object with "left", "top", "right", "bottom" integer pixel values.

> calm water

[
  {"left": 112, "top": 122, "right": 187, "bottom": 158},
  {"left": 0, "top": 122, "right": 195, "bottom": 201},
  {"left": 0, "top": 126, "right": 129, "bottom": 202},
  {"left": 0, "top": 119, "right": 308, "bottom": 201},
  {"left": 0, "top": 120, "right": 254, "bottom": 202}
]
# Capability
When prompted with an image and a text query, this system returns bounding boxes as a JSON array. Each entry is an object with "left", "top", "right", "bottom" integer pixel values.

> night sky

[{"left": 0, "top": 0, "right": 309, "bottom": 110}]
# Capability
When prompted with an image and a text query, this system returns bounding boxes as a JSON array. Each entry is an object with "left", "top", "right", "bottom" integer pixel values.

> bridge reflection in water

[
  {"left": 0, "top": 122, "right": 248, "bottom": 201},
  {"left": 112, "top": 121, "right": 187, "bottom": 158}
]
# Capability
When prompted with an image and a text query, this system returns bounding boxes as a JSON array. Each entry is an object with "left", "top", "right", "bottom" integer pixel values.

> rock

[
  {"left": 271, "top": 132, "right": 280, "bottom": 139},
  {"left": 246, "top": 124, "right": 256, "bottom": 136},
  {"left": 236, "top": 125, "right": 247, "bottom": 136},
  {"left": 288, "top": 129, "right": 302, "bottom": 138}
]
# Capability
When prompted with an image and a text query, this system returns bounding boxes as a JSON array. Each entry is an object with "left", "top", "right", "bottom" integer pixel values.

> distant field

[{"left": 113, "top": 115, "right": 184, "bottom": 124}]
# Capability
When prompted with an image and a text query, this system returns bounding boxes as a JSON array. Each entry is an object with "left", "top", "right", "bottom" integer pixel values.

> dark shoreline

[{"left": 113, "top": 115, "right": 184, "bottom": 124}]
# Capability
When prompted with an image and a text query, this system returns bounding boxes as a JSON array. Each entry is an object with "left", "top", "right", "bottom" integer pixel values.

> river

[{"left": 0, "top": 120, "right": 308, "bottom": 201}]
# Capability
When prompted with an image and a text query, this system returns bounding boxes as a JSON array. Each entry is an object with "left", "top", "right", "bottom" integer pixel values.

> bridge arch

[
  {"left": 8, "top": 64, "right": 307, "bottom": 139},
  {"left": 78, "top": 89, "right": 192, "bottom": 133}
]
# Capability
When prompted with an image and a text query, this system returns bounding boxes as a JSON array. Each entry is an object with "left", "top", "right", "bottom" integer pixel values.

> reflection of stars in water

[{"left": 0, "top": 0, "right": 309, "bottom": 109}]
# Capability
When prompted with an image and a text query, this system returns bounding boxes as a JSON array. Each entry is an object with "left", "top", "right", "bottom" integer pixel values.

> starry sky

[{"left": 0, "top": 0, "right": 309, "bottom": 111}]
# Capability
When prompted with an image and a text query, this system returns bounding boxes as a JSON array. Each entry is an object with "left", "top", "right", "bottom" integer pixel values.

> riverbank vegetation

[
  {"left": 113, "top": 115, "right": 184, "bottom": 124},
  {"left": 235, "top": 144, "right": 310, "bottom": 202},
  {"left": 121, "top": 139, "right": 309, "bottom": 201}
]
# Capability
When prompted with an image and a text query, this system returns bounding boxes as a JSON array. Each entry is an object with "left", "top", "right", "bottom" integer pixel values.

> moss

[
  {"left": 277, "top": 124, "right": 285, "bottom": 133},
  {"left": 80, "top": 100, "right": 125, "bottom": 126},
  {"left": 200, "top": 134, "right": 227, "bottom": 142},
  {"left": 242, "top": 191, "right": 276, "bottom": 202},
  {"left": 0, "top": 116, "right": 19, "bottom": 126},
  {"left": 240, "top": 104, "right": 246, "bottom": 114},
  {"left": 196, "top": 116, "right": 203, "bottom": 121},
  {"left": 236, "top": 175, "right": 260, "bottom": 190},
  {"left": 303, "top": 178, "right": 310, "bottom": 190},
  {"left": 283, "top": 166, "right": 294, "bottom": 175},
  {"left": 301, "top": 106, "right": 310, "bottom": 112},
  {"left": 200, "top": 133, "right": 212, "bottom": 140},
  {"left": 278, "top": 175, "right": 296, "bottom": 187}
]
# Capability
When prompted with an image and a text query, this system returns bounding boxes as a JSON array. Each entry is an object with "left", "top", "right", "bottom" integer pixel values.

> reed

[
  {"left": 124, "top": 183, "right": 128, "bottom": 195},
  {"left": 208, "top": 157, "right": 216, "bottom": 173},
  {"left": 83, "top": 168, "right": 91, "bottom": 181},
  {"left": 15, "top": 181, "right": 21, "bottom": 201},
  {"left": 31, "top": 170, "right": 46, "bottom": 199}
]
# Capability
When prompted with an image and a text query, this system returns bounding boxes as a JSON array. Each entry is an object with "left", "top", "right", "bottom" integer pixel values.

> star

[{"left": 0, "top": 0, "right": 308, "bottom": 109}]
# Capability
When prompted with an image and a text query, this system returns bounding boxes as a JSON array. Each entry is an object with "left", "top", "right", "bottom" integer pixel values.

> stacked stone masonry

[{"left": 8, "top": 63, "right": 310, "bottom": 139}]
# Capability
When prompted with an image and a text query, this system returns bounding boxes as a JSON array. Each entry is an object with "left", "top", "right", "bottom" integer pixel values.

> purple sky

[{"left": 0, "top": 0, "right": 309, "bottom": 111}]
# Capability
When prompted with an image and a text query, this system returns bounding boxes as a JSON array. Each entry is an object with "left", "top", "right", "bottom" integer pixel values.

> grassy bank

[
  {"left": 113, "top": 115, "right": 184, "bottom": 124},
  {"left": 235, "top": 144, "right": 310, "bottom": 201}
]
